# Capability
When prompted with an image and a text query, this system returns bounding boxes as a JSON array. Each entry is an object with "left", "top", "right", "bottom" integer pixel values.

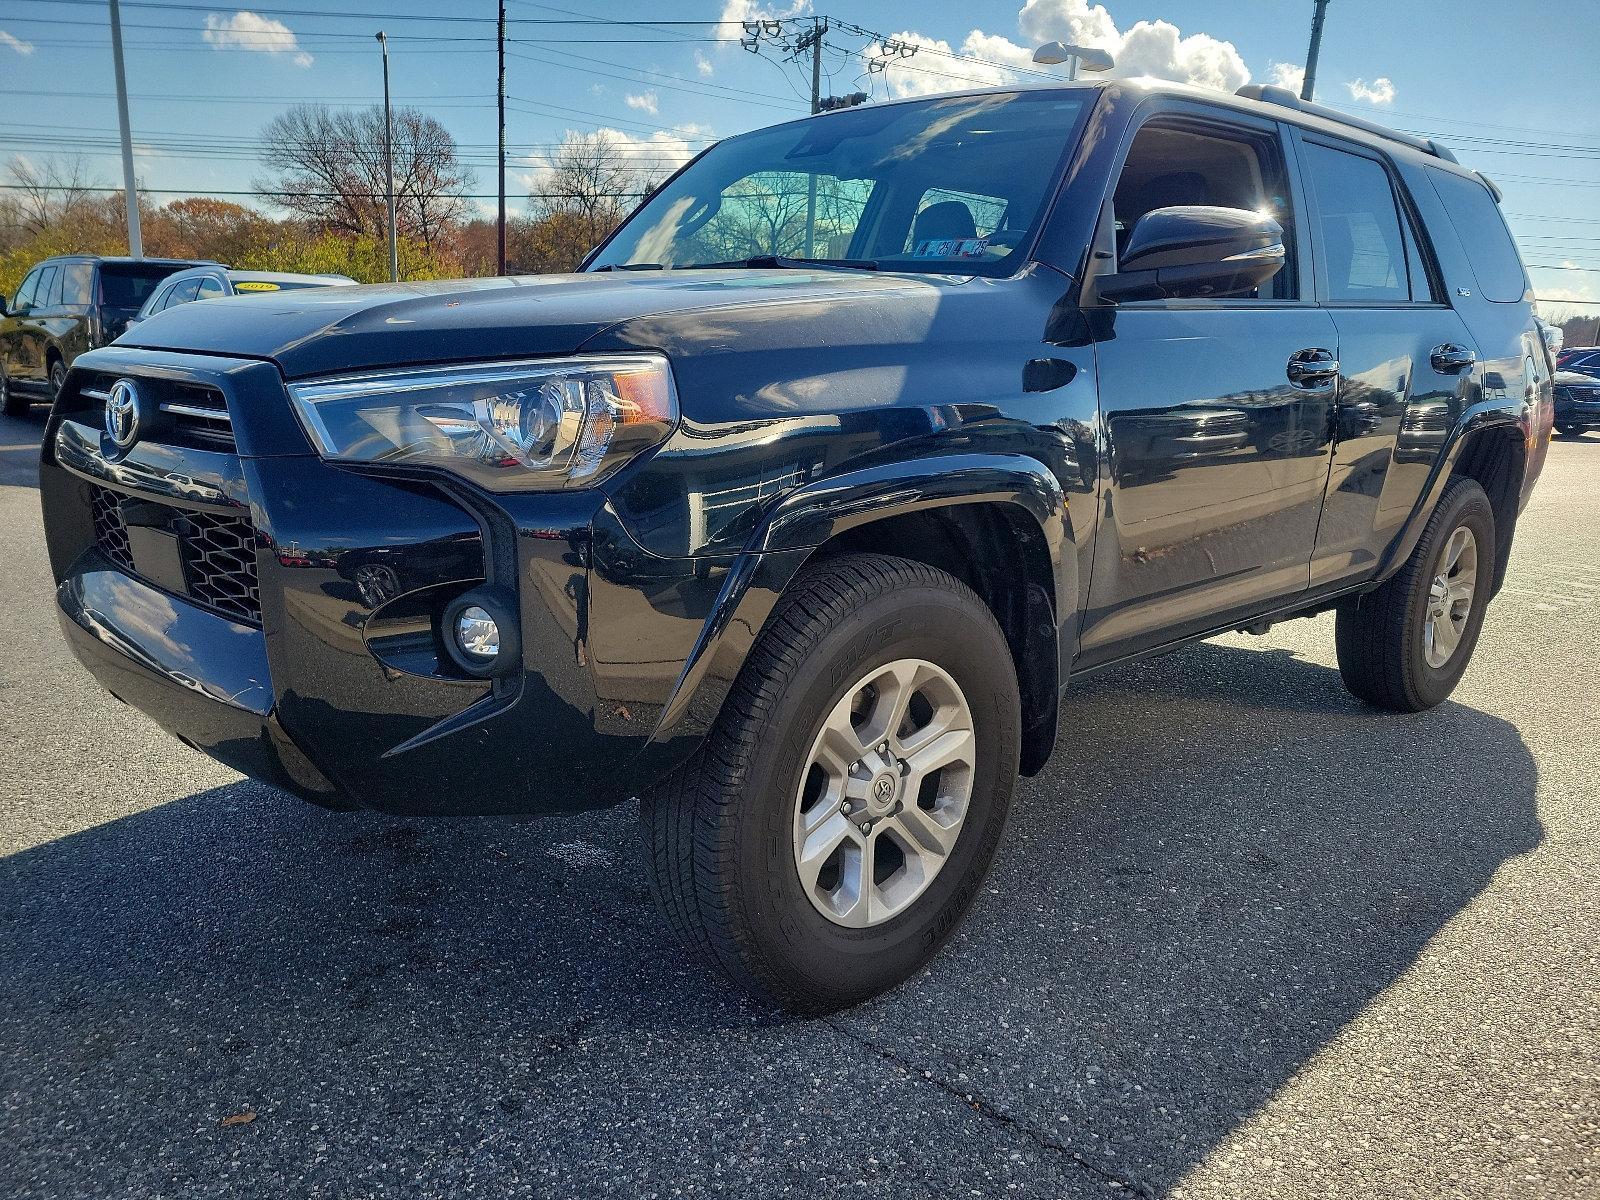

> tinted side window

[
  {"left": 33, "top": 266, "right": 60, "bottom": 310},
  {"left": 1428, "top": 169, "right": 1527, "bottom": 303},
  {"left": 166, "top": 279, "right": 203, "bottom": 308},
  {"left": 13, "top": 269, "right": 42, "bottom": 312},
  {"left": 196, "top": 275, "right": 226, "bottom": 299},
  {"left": 60, "top": 262, "right": 94, "bottom": 308},
  {"left": 1302, "top": 142, "right": 1409, "bottom": 303},
  {"left": 1112, "top": 119, "right": 1298, "bottom": 300}
]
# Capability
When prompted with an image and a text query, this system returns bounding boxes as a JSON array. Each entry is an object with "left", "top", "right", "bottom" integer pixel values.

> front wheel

[
  {"left": 640, "top": 553, "right": 1021, "bottom": 1014},
  {"left": 1335, "top": 476, "right": 1495, "bottom": 712},
  {"left": 0, "top": 363, "right": 26, "bottom": 417},
  {"left": 47, "top": 358, "right": 67, "bottom": 404}
]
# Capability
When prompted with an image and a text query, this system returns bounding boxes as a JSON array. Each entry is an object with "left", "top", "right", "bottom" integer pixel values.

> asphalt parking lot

[{"left": 1, "top": 405, "right": 1596, "bottom": 1199}]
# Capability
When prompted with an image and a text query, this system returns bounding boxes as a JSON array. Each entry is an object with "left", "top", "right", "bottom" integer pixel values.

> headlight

[{"left": 287, "top": 354, "right": 677, "bottom": 490}]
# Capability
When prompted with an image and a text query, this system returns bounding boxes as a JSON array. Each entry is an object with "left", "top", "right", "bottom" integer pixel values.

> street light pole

[
  {"left": 377, "top": 31, "right": 399, "bottom": 283},
  {"left": 107, "top": 0, "right": 142, "bottom": 258}
]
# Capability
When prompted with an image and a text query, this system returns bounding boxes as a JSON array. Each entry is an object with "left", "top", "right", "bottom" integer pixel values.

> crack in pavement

[{"left": 823, "top": 1016, "right": 1158, "bottom": 1198}]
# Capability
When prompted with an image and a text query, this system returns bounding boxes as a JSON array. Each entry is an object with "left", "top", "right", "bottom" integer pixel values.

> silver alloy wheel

[
  {"left": 1424, "top": 525, "right": 1478, "bottom": 669},
  {"left": 792, "top": 657, "right": 976, "bottom": 928}
]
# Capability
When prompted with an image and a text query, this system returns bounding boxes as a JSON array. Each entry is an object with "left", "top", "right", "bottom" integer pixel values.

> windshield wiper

[
  {"left": 591, "top": 262, "right": 665, "bottom": 271},
  {"left": 686, "top": 254, "right": 881, "bottom": 272}
]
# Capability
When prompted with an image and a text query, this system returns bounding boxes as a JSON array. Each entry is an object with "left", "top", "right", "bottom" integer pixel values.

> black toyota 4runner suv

[{"left": 40, "top": 81, "right": 1551, "bottom": 1013}]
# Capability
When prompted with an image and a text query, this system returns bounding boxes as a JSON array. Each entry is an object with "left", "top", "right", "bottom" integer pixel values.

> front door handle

[
  {"left": 1287, "top": 347, "right": 1340, "bottom": 388},
  {"left": 1430, "top": 343, "right": 1477, "bottom": 374}
]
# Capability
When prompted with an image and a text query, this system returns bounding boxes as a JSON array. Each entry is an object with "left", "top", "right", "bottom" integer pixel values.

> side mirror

[{"left": 1096, "top": 205, "right": 1285, "bottom": 302}]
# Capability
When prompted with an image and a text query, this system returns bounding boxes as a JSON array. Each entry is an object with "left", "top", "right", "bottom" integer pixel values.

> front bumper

[
  {"left": 42, "top": 348, "right": 740, "bottom": 816},
  {"left": 1555, "top": 399, "right": 1600, "bottom": 430}
]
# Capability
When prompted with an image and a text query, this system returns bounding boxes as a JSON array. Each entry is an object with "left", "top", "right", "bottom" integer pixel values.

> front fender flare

[{"left": 643, "top": 452, "right": 1074, "bottom": 776}]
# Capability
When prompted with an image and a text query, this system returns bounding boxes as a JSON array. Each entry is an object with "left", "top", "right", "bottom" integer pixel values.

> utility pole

[
  {"left": 802, "top": 16, "right": 827, "bottom": 115},
  {"left": 107, "top": 0, "right": 142, "bottom": 258},
  {"left": 377, "top": 31, "right": 399, "bottom": 282},
  {"left": 797, "top": 17, "right": 828, "bottom": 257},
  {"left": 1301, "top": 0, "right": 1331, "bottom": 102},
  {"left": 496, "top": 1, "right": 507, "bottom": 276}
]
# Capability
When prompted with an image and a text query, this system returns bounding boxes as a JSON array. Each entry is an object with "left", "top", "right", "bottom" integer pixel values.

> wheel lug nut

[{"left": 840, "top": 800, "right": 851, "bottom": 815}]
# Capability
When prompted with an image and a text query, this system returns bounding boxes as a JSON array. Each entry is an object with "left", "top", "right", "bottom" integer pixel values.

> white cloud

[
  {"left": 869, "top": 0, "right": 1250, "bottom": 100},
  {"left": 694, "top": 50, "right": 714, "bottom": 77},
  {"left": 1531, "top": 261, "right": 1599, "bottom": 308},
  {"left": 0, "top": 29, "right": 35, "bottom": 56},
  {"left": 871, "top": 31, "right": 1013, "bottom": 100},
  {"left": 1267, "top": 62, "right": 1304, "bottom": 93},
  {"left": 625, "top": 91, "right": 659, "bottom": 116},
  {"left": 716, "top": 0, "right": 812, "bottom": 42},
  {"left": 202, "top": 11, "right": 313, "bottom": 68},
  {"left": 1346, "top": 76, "right": 1396, "bottom": 105}
]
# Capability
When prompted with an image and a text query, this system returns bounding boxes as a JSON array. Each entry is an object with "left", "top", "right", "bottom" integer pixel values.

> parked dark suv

[
  {"left": 0, "top": 255, "right": 210, "bottom": 415},
  {"left": 39, "top": 80, "right": 1551, "bottom": 1013}
]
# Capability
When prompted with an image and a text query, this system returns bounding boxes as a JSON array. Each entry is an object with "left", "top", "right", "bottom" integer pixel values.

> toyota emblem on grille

[{"left": 104, "top": 378, "right": 143, "bottom": 451}]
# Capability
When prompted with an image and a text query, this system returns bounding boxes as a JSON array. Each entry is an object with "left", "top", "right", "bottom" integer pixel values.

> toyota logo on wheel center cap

[{"left": 104, "top": 378, "right": 143, "bottom": 452}]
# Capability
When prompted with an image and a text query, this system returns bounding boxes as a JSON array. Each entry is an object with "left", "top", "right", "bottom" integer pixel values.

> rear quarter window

[{"left": 1428, "top": 169, "right": 1527, "bottom": 303}]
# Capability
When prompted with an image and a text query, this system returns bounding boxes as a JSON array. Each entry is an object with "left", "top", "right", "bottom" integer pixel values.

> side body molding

[{"left": 643, "top": 452, "right": 1076, "bottom": 778}]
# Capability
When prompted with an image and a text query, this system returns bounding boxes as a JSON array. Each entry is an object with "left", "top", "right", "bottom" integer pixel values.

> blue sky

[{"left": 2, "top": 0, "right": 1597, "bottom": 308}]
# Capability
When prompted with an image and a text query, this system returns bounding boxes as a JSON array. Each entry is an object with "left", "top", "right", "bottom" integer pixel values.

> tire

[
  {"left": 47, "top": 357, "right": 67, "bottom": 404},
  {"left": 640, "top": 552, "right": 1022, "bottom": 1014},
  {"left": 0, "top": 363, "right": 26, "bottom": 417},
  {"left": 1335, "top": 476, "right": 1496, "bottom": 712}
]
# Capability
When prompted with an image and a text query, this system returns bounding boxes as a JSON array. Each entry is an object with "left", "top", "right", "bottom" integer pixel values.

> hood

[
  {"left": 1554, "top": 369, "right": 1599, "bottom": 387},
  {"left": 115, "top": 270, "right": 937, "bottom": 379}
]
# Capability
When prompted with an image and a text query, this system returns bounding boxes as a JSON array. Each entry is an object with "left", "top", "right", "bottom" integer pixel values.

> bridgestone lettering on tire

[{"left": 639, "top": 552, "right": 1021, "bottom": 1014}]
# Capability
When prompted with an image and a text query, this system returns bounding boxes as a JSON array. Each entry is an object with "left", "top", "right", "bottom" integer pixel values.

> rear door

[
  {"left": 1290, "top": 133, "right": 1480, "bottom": 588},
  {"left": 1080, "top": 102, "right": 1339, "bottom": 662}
]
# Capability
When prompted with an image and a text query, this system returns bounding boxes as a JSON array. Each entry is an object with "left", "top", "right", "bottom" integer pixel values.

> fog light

[
  {"left": 454, "top": 605, "right": 500, "bottom": 663},
  {"left": 440, "top": 587, "right": 519, "bottom": 679}
]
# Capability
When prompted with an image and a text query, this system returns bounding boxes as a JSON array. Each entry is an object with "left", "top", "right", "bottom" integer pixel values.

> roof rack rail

[{"left": 1234, "top": 83, "right": 1458, "bottom": 163}]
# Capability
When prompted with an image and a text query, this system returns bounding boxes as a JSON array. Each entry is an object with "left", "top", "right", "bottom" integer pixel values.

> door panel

[
  {"left": 1080, "top": 304, "right": 1340, "bottom": 660},
  {"left": 1309, "top": 306, "right": 1476, "bottom": 586}
]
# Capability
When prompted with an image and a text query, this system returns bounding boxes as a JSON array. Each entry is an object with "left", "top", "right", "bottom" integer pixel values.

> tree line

[{"left": 0, "top": 103, "right": 665, "bottom": 297}]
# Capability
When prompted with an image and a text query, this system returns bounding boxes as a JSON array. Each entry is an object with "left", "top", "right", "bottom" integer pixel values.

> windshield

[
  {"left": 100, "top": 264, "right": 190, "bottom": 307},
  {"left": 590, "top": 90, "right": 1091, "bottom": 277}
]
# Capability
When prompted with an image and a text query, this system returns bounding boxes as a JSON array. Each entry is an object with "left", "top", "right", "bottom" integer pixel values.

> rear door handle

[
  {"left": 1430, "top": 343, "right": 1477, "bottom": 374},
  {"left": 1287, "top": 348, "right": 1339, "bottom": 388}
]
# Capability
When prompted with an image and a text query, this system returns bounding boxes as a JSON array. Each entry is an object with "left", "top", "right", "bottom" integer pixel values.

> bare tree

[
  {"left": 529, "top": 131, "right": 654, "bottom": 251},
  {"left": 254, "top": 105, "right": 473, "bottom": 250},
  {"left": 3, "top": 155, "right": 106, "bottom": 239}
]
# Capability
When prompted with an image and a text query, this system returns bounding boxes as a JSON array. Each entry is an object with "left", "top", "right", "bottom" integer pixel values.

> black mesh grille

[
  {"left": 89, "top": 484, "right": 262, "bottom": 625},
  {"left": 90, "top": 486, "right": 136, "bottom": 573},
  {"left": 177, "top": 509, "right": 261, "bottom": 623}
]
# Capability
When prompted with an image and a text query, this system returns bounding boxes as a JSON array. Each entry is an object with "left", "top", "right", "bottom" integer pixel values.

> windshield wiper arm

[
  {"left": 687, "top": 254, "right": 881, "bottom": 272},
  {"left": 591, "top": 262, "right": 665, "bottom": 271}
]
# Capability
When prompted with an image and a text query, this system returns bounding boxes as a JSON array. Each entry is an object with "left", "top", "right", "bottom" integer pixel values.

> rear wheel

[
  {"left": 1335, "top": 476, "right": 1495, "bottom": 711},
  {"left": 640, "top": 553, "right": 1021, "bottom": 1014},
  {"left": 47, "top": 357, "right": 67, "bottom": 405}
]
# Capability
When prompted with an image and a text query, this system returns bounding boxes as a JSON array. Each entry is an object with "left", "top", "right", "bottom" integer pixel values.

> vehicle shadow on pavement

[
  {"left": 0, "top": 408, "right": 46, "bottom": 490},
  {"left": 0, "top": 639, "right": 1540, "bottom": 1197}
]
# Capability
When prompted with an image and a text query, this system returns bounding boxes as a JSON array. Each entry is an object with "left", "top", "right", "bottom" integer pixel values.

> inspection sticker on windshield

[{"left": 911, "top": 236, "right": 990, "bottom": 259}]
